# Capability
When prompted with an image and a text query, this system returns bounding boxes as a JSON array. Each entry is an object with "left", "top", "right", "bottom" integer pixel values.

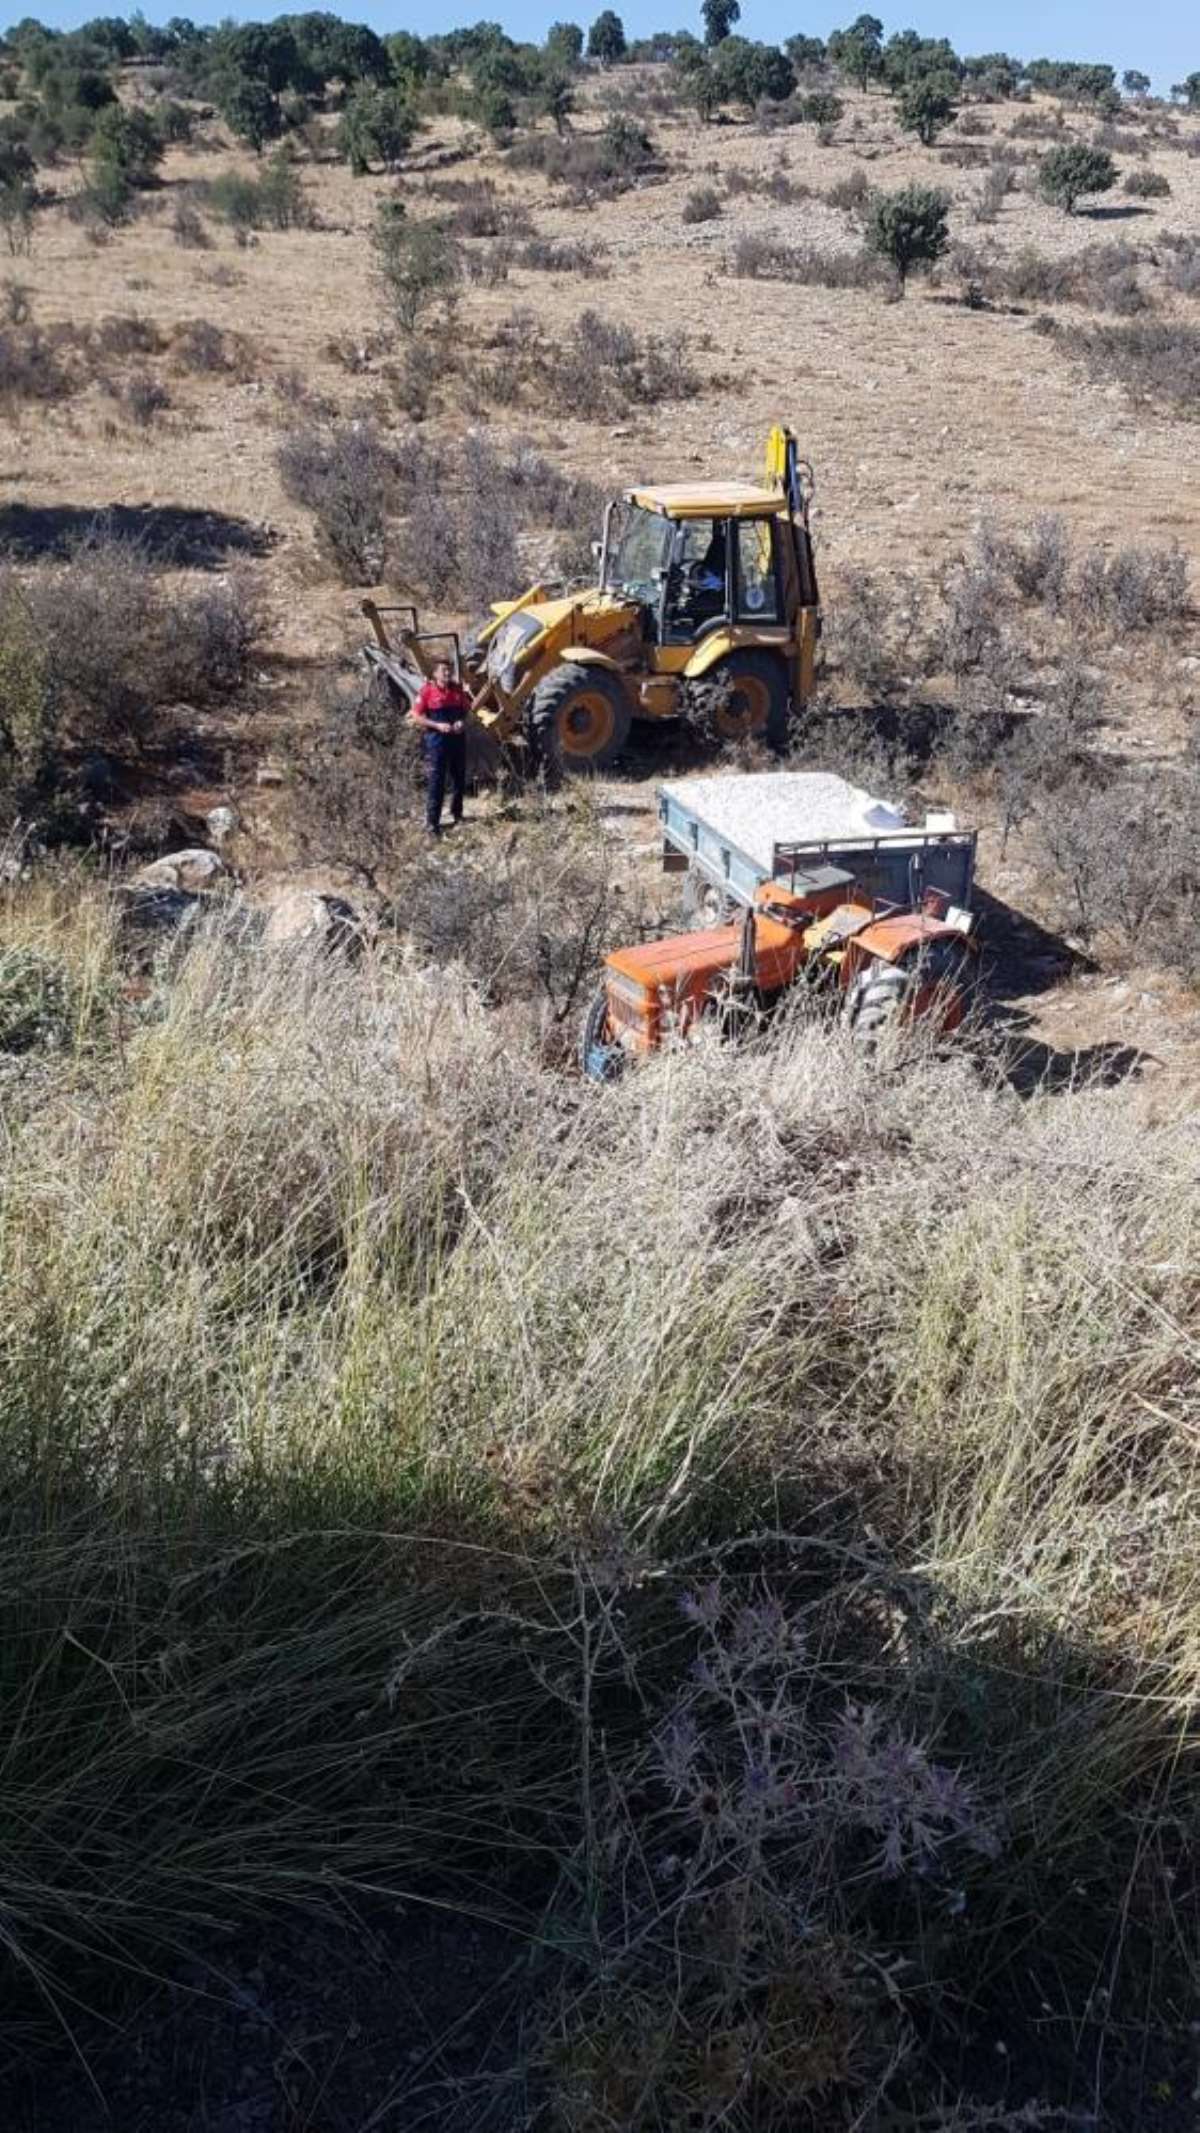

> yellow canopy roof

[{"left": 627, "top": 480, "right": 786, "bottom": 519}]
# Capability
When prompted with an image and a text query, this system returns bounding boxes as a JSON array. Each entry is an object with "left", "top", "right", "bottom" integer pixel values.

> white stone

[
  {"left": 661, "top": 772, "right": 907, "bottom": 875},
  {"left": 261, "top": 889, "right": 362, "bottom": 951},
  {"left": 130, "top": 849, "right": 227, "bottom": 894}
]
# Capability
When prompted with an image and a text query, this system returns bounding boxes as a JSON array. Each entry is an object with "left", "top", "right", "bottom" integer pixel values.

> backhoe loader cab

[{"left": 361, "top": 427, "right": 821, "bottom": 775}]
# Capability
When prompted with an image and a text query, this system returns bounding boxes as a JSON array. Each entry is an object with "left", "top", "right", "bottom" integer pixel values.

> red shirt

[{"left": 412, "top": 679, "right": 470, "bottom": 728}]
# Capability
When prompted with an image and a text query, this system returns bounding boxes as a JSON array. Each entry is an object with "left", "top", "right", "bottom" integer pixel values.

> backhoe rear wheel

[
  {"left": 529, "top": 664, "right": 632, "bottom": 778},
  {"left": 703, "top": 651, "right": 789, "bottom": 745}
]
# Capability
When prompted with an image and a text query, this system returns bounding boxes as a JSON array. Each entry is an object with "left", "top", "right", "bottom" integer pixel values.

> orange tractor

[{"left": 581, "top": 865, "right": 976, "bottom": 1079}]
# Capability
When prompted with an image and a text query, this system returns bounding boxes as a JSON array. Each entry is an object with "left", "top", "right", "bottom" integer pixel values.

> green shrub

[
  {"left": 372, "top": 205, "right": 461, "bottom": 334},
  {"left": 88, "top": 103, "right": 164, "bottom": 187},
  {"left": 256, "top": 145, "right": 310, "bottom": 229},
  {"left": 896, "top": 76, "right": 956, "bottom": 144},
  {"left": 863, "top": 182, "right": 951, "bottom": 290},
  {"left": 1038, "top": 143, "right": 1117, "bottom": 213},
  {"left": 799, "top": 89, "right": 842, "bottom": 124},
  {"left": 205, "top": 169, "right": 261, "bottom": 229}
]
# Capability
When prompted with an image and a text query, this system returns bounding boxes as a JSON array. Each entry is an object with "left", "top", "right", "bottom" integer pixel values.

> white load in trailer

[{"left": 657, "top": 771, "right": 976, "bottom": 920}]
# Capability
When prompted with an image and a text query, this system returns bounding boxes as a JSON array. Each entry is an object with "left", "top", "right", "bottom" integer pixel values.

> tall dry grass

[{"left": 0, "top": 866, "right": 1197, "bottom": 2122}]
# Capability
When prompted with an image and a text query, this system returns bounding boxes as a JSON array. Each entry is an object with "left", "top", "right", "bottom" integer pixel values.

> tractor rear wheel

[
  {"left": 703, "top": 651, "right": 789, "bottom": 745},
  {"left": 681, "top": 868, "right": 735, "bottom": 928},
  {"left": 529, "top": 664, "right": 632, "bottom": 778}
]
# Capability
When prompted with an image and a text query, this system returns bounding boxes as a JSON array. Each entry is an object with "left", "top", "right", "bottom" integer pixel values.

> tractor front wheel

[
  {"left": 843, "top": 964, "right": 909, "bottom": 1051},
  {"left": 702, "top": 651, "right": 789, "bottom": 746},
  {"left": 529, "top": 665, "right": 632, "bottom": 778},
  {"left": 844, "top": 939, "right": 974, "bottom": 1051},
  {"left": 580, "top": 987, "right": 624, "bottom": 1081}
]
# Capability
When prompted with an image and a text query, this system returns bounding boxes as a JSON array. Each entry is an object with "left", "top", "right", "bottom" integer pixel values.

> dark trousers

[{"left": 423, "top": 732, "right": 466, "bottom": 832}]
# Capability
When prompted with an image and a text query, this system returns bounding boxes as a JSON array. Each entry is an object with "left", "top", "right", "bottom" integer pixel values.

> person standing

[{"left": 410, "top": 658, "right": 470, "bottom": 837}]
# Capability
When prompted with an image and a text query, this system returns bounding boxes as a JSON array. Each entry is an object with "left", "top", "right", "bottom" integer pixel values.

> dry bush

[
  {"left": 939, "top": 140, "right": 990, "bottom": 169},
  {"left": 976, "top": 510, "right": 1070, "bottom": 610},
  {"left": 2, "top": 277, "right": 31, "bottom": 326},
  {"left": 421, "top": 175, "right": 534, "bottom": 238},
  {"left": 288, "top": 663, "right": 424, "bottom": 888},
  {"left": 731, "top": 233, "right": 887, "bottom": 289},
  {"left": 292, "top": 712, "right": 632, "bottom": 1013},
  {"left": 170, "top": 197, "right": 209, "bottom": 248},
  {"left": 276, "top": 417, "right": 401, "bottom": 583},
  {"left": 95, "top": 312, "right": 167, "bottom": 359},
  {"left": 724, "top": 165, "right": 812, "bottom": 204},
  {"left": 950, "top": 240, "right": 1154, "bottom": 313},
  {"left": 1071, "top": 541, "right": 1189, "bottom": 632},
  {"left": 463, "top": 304, "right": 703, "bottom": 421},
  {"left": 1162, "top": 235, "right": 1200, "bottom": 296},
  {"left": 0, "top": 537, "right": 263, "bottom": 774},
  {"left": 824, "top": 168, "right": 870, "bottom": 214},
  {"left": 1123, "top": 166, "right": 1170, "bottom": 197},
  {"left": 1037, "top": 766, "right": 1200, "bottom": 963},
  {"left": 973, "top": 162, "right": 1014, "bottom": 223},
  {"left": 0, "top": 324, "right": 73, "bottom": 406},
  {"left": 462, "top": 238, "right": 513, "bottom": 286},
  {"left": 1062, "top": 318, "right": 1200, "bottom": 412},
  {"left": 823, "top": 566, "right": 928, "bottom": 701},
  {"left": 171, "top": 318, "right": 232, "bottom": 374},
  {"left": 118, "top": 371, "right": 171, "bottom": 427},
  {"left": 515, "top": 235, "right": 610, "bottom": 276},
  {"left": 511, "top": 115, "right": 662, "bottom": 201},
  {"left": 936, "top": 553, "right": 1025, "bottom": 717},
  {"left": 550, "top": 307, "right": 702, "bottom": 414},
  {"left": 392, "top": 430, "right": 602, "bottom": 610},
  {"left": 1008, "top": 108, "right": 1064, "bottom": 138},
  {"left": 681, "top": 184, "right": 722, "bottom": 224}
]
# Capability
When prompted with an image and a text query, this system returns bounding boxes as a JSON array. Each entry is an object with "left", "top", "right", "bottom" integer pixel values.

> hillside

[{"left": 0, "top": 19, "right": 1199, "bottom": 2130}]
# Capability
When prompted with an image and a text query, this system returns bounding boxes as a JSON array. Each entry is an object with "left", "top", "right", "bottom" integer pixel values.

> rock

[
  {"left": 255, "top": 760, "right": 285, "bottom": 788},
  {"left": 117, "top": 885, "right": 201, "bottom": 934},
  {"left": 206, "top": 805, "right": 240, "bottom": 843},
  {"left": 129, "top": 849, "right": 228, "bottom": 894},
  {"left": 261, "top": 889, "right": 364, "bottom": 955}
]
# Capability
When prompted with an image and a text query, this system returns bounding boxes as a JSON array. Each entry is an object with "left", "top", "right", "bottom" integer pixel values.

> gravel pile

[{"left": 662, "top": 772, "right": 907, "bottom": 873}]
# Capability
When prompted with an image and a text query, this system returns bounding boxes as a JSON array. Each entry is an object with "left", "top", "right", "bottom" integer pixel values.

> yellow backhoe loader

[{"left": 361, "top": 426, "right": 820, "bottom": 775}]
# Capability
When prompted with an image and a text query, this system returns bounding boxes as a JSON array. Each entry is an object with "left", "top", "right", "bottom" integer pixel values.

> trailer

[{"left": 658, "top": 772, "right": 976, "bottom": 922}]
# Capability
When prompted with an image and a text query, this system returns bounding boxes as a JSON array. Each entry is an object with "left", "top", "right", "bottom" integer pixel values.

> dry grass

[{"left": 0, "top": 856, "right": 1198, "bottom": 2119}]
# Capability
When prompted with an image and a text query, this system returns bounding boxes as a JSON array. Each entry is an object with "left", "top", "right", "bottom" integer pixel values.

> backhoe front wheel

[
  {"left": 702, "top": 652, "right": 789, "bottom": 746},
  {"left": 529, "top": 665, "right": 632, "bottom": 778}
]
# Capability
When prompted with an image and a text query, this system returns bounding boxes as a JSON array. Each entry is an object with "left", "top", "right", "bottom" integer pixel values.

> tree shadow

[
  {"left": 985, "top": 1012, "right": 1155, "bottom": 1096},
  {"left": 965, "top": 887, "right": 1160, "bottom": 1094},
  {"left": 972, "top": 883, "right": 1086, "bottom": 1003},
  {"left": 1079, "top": 201, "right": 1153, "bottom": 220},
  {"left": 0, "top": 503, "right": 274, "bottom": 569}
]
